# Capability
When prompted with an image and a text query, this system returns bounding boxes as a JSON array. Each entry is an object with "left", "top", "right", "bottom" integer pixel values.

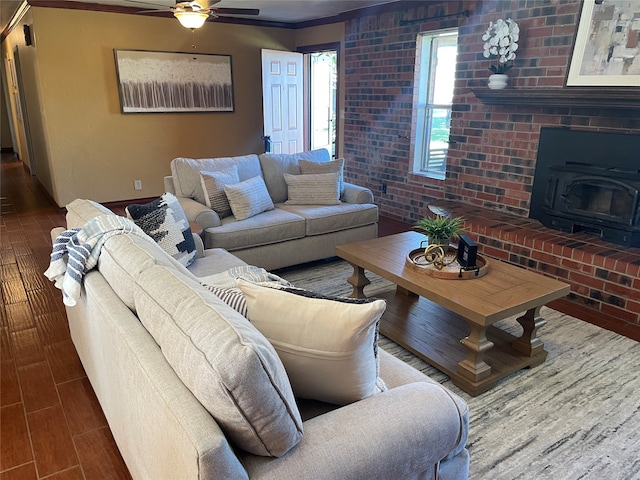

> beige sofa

[
  {"left": 164, "top": 149, "right": 378, "bottom": 270},
  {"left": 54, "top": 198, "right": 470, "bottom": 480}
]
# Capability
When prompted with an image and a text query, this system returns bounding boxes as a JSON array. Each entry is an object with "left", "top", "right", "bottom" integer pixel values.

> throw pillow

[
  {"left": 284, "top": 172, "right": 341, "bottom": 205},
  {"left": 258, "top": 149, "right": 331, "bottom": 204},
  {"left": 224, "top": 176, "right": 275, "bottom": 221},
  {"left": 299, "top": 158, "right": 345, "bottom": 196},
  {"left": 201, "top": 284, "right": 247, "bottom": 317},
  {"left": 126, "top": 193, "right": 196, "bottom": 267},
  {"left": 237, "top": 279, "right": 387, "bottom": 405},
  {"left": 200, "top": 166, "right": 239, "bottom": 218}
]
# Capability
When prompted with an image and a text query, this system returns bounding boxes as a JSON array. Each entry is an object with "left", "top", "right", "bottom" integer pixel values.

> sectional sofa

[
  {"left": 164, "top": 149, "right": 379, "bottom": 270},
  {"left": 51, "top": 198, "right": 470, "bottom": 480}
]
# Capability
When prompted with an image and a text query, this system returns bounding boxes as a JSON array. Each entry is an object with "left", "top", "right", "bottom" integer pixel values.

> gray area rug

[{"left": 277, "top": 258, "right": 640, "bottom": 480}]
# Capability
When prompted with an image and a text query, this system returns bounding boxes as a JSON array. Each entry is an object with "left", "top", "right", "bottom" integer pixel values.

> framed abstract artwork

[
  {"left": 567, "top": 0, "right": 640, "bottom": 86},
  {"left": 114, "top": 50, "right": 234, "bottom": 113}
]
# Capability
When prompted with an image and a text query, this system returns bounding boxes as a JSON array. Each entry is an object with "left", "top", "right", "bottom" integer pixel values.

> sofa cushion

[
  {"left": 126, "top": 193, "right": 197, "bottom": 268},
  {"left": 280, "top": 203, "right": 379, "bottom": 236},
  {"left": 97, "top": 234, "right": 193, "bottom": 310},
  {"left": 258, "top": 149, "right": 331, "bottom": 204},
  {"left": 135, "top": 265, "right": 304, "bottom": 457},
  {"left": 65, "top": 199, "right": 115, "bottom": 229},
  {"left": 205, "top": 208, "right": 306, "bottom": 251},
  {"left": 284, "top": 172, "right": 341, "bottom": 206},
  {"left": 200, "top": 166, "right": 239, "bottom": 218},
  {"left": 299, "top": 158, "right": 345, "bottom": 196},
  {"left": 187, "top": 247, "right": 247, "bottom": 278},
  {"left": 224, "top": 176, "right": 275, "bottom": 221},
  {"left": 170, "top": 154, "right": 262, "bottom": 205},
  {"left": 237, "top": 279, "right": 387, "bottom": 405}
]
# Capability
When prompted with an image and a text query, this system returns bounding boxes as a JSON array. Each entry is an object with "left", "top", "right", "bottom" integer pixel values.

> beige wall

[
  {"left": 2, "top": 10, "right": 34, "bottom": 170},
  {"left": 5, "top": 7, "right": 297, "bottom": 206},
  {"left": 1, "top": 69, "right": 14, "bottom": 150}
]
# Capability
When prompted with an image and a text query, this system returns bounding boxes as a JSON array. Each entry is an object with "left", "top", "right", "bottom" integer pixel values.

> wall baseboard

[{"left": 102, "top": 197, "right": 158, "bottom": 210}]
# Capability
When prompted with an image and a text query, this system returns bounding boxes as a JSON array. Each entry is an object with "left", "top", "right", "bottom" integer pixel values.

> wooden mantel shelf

[{"left": 472, "top": 87, "right": 640, "bottom": 110}]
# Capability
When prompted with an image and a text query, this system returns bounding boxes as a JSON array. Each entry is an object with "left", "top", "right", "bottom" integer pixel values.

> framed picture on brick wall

[
  {"left": 114, "top": 50, "right": 234, "bottom": 113},
  {"left": 567, "top": 0, "right": 640, "bottom": 86}
]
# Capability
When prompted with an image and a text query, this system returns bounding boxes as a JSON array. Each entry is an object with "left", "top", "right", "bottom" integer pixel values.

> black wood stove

[{"left": 529, "top": 128, "right": 640, "bottom": 247}]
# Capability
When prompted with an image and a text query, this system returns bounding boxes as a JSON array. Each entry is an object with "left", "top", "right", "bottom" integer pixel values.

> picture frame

[
  {"left": 114, "top": 50, "right": 234, "bottom": 113},
  {"left": 566, "top": 0, "right": 640, "bottom": 86}
]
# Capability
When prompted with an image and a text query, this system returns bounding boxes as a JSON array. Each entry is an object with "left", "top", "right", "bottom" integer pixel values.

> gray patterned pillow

[
  {"left": 200, "top": 166, "right": 239, "bottom": 218},
  {"left": 224, "top": 176, "right": 274, "bottom": 220},
  {"left": 126, "top": 192, "right": 196, "bottom": 267},
  {"left": 284, "top": 172, "right": 341, "bottom": 205}
]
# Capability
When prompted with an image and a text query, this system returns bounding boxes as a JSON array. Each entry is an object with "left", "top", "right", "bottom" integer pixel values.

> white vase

[{"left": 488, "top": 74, "right": 509, "bottom": 90}]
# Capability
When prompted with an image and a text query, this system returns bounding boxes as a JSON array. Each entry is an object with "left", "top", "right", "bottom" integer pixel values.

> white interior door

[{"left": 261, "top": 49, "right": 303, "bottom": 154}]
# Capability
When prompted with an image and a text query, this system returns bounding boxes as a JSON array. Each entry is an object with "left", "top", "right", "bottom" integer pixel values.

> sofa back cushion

[
  {"left": 258, "top": 149, "right": 331, "bottom": 204},
  {"left": 66, "top": 198, "right": 115, "bottom": 229},
  {"left": 99, "top": 234, "right": 193, "bottom": 310},
  {"left": 64, "top": 199, "right": 195, "bottom": 310},
  {"left": 134, "top": 265, "right": 304, "bottom": 457},
  {"left": 170, "top": 154, "right": 262, "bottom": 206}
]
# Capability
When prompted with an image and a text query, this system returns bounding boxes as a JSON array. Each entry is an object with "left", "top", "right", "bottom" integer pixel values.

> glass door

[{"left": 308, "top": 50, "right": 337, "bottom": 156}]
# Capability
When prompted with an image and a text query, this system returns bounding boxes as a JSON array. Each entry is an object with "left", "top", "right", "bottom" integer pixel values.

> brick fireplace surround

[
  {"left": 340, "top": 0, "right": 640, "bottom": 339},
  {"left": 433, "top": 201, "right": 640, "bottom": 341}
]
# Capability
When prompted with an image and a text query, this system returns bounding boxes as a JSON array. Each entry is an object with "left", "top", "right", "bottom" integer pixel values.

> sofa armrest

[
  {"left": 342, "top": 182, "right": 374, "bottom": 204},
  {"left": 240, "top": 382, "right": 468, "bottom": 480},
  {"left": 50, "top": 227, "right": 66, "bottom": 244},
  {"left": 174, "top": 196, "right": 222, "bottom": 229},
  {"left": 164, "top": 175, "right": 176, "bottom": 194}
]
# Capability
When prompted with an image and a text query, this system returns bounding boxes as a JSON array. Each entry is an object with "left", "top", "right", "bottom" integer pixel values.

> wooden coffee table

[{"left": 336, "top": 232, "right": 570, "bottom": 396}]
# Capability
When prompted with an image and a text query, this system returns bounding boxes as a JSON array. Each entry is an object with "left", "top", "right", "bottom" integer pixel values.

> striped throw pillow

[
  {"left": 202, "top": 284, "right": 247, "bottom": 317},
  {"left": 284, "top": 172, "right": 341, "bottom": 205},
  {"left": 200, "top": 166, "right": 239, "bottom": 218},
  {"left": 224, "top": 176, "right": 274, "bottom": 220},
  {"left": 299, "top": 158, "right": 345, "bottom": 196}
]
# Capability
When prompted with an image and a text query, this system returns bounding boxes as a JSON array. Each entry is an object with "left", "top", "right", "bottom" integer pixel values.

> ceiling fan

[{"left": 126, "top": 1, "right": 260, "bottom": 29}]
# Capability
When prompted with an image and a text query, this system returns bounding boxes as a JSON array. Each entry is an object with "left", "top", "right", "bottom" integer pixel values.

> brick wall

[
  {"left": 343, "top": 0, "right": 640, "bottom": 219},
  {"left": 342, "top": 0, "right": 640, "bottom": 333}
]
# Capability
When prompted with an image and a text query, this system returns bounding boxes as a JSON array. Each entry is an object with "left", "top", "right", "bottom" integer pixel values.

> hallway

[{"left": 1, "top": 153, "right": 130, "bottom": 480}]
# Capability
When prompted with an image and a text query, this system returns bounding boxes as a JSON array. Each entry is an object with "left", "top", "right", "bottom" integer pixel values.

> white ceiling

[{"left": 2, "top": 0, "right": 403, "bottom": 34}]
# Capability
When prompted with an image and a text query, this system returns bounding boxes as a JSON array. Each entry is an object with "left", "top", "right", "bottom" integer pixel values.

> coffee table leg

[
  {"left": 512, "top": 306, "right": 546, "bottom": 357},
  {"left": 346, "top": 263, "right": 370, "bottom": 299},
  {"left": 457, "top": 323, "right": 494, "bottom": 382}
]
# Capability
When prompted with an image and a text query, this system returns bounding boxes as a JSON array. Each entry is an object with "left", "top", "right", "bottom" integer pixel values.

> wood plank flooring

[
  {"left": 1, "top": 153, "right": 130, "bottom": 480},
  {"left": 1, "top": 151, "right": 635, "bottom": 479}
]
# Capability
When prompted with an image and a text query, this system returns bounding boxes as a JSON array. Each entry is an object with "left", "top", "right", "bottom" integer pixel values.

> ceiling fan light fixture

[{"left": 174, "top": 10, "right": 209, "bottom": 29}]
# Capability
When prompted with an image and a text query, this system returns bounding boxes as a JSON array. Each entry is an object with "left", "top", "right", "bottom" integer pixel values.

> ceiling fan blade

[
  {"left": 212, "top": 7, "right": 260, "bottom": 16},
  {"left": 124, "top": 0, "right": 168, "bottom": 8}
]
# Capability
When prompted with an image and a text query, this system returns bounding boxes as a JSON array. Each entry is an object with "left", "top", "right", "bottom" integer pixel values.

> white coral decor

[{"left": 482, "top": 18, "right": 520, "bottom": 74}]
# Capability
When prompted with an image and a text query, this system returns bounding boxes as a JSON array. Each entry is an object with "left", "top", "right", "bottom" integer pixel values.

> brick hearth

[{"left": 432, "top": 201, "right": 640, "bottom": 341}]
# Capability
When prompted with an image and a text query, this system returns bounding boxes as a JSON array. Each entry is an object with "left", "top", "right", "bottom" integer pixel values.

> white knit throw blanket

[{"left": 44, "top": 215, "right": 152, "bottom": 307}]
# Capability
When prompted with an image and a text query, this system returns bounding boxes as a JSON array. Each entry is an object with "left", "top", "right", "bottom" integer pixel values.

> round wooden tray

[{"left": 405, "top": 247, "right": 489, "bottom": 279}]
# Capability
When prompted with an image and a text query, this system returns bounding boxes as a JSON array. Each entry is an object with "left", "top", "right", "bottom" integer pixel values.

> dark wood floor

[
  {"left": 1, "top": 153, "right": 131, "bottom": 480},
  {"left": 2, "top": 151, "right": 636, "bottom": 479}
]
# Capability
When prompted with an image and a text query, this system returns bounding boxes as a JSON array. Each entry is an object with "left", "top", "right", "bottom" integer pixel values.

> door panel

[{"left": 262, "top": 49, "right": 303, "bottom": 154}]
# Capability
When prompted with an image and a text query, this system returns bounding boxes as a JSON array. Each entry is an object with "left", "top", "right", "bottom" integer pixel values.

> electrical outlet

[
  {"left": 381, "top": 183, "right": 387, "bottom": 194},
  {"left": 134, "top": 180, "right": 142, "bottom": 190}
]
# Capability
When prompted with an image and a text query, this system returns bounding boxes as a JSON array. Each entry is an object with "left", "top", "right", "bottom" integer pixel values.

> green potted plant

[{"left": 413, "top": 214, "right": 465, "bottom": 245}]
